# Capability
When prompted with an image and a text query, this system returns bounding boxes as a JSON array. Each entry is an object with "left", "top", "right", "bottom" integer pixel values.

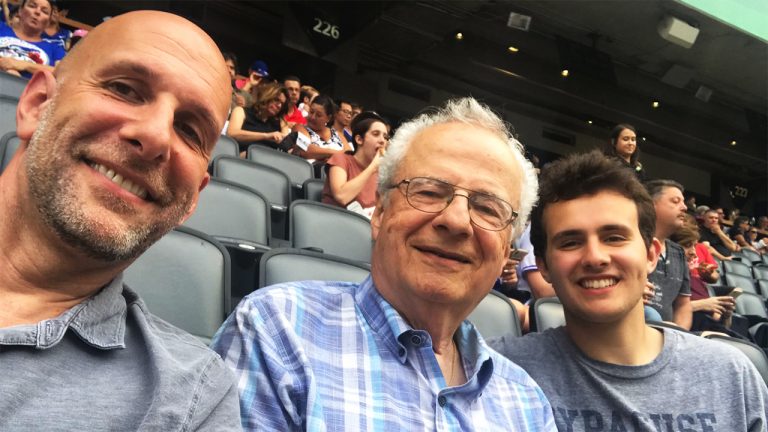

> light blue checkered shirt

[{"left": 211, "top": 275, "right": 556, "bottom": 431}]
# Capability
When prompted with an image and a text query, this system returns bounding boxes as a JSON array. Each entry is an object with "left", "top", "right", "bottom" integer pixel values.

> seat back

[
  {"left": 247, "top": 144, "right": 314, "bottom": 189},
  {"left": 734, "top": 292, "right": 768, "bottom": 318},
  {"left": 467, "top": 291, "right": 522, "bottom": 339},
  {"left": 724, "top": 273, "right": 759, "bottom": 296},
  {"left": 211, "top": 135, "right": 239, "bottom": 162},
  {"left": 303, "top": 178, "right": 325, "bottom": 202},
  {"left": 184, "top": 178, "right": 271, "bottom": 245},
  {"left": 757, "top": 279, "right": 768, "bottom": 300},
  {"left": 530, "top": 297, "right": 566, "bottom": 332},
  {"left": 0, "top": 73, "right": 26, "bottom": 138},
  {"left": 290, "top": 200, "right": 372, "bottom": 263},
  {"left": 123, "top": 227, "right": 231, "bottom": 344},
  {"left": 739, "top": 248, "right": 762, "bottom": 265},
  {"left": 751, "top": 265, "right": 768, "bottom": 281},
  {"left": 0, "top": 131, "right": 21, "bottom": 174},
  {"left": 258, "top": 247, "right": 370, "bottom": 288},
  {"left": 703, "top": 334, "right": 768, "bottom": 385},
  {"left": 213, "top": 156, "right": 292, "bottom": 210},
  {"left": 724, "top": 259, "right": 753, "bottom": 277}
]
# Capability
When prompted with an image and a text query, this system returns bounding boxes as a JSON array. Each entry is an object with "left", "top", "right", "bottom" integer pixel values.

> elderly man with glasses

[{"left": 212, "top": 98, "right": 555, "bottom": 431}]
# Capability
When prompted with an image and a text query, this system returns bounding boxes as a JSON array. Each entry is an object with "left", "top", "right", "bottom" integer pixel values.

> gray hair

[{"left": 377, "top": 97, "right": 538, "bottom": 238}]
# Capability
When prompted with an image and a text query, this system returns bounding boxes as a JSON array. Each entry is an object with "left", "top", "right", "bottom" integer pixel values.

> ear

[
  {"left": 646, "top": 237, "right": 662, "bottom": 274},
  {"left": 179, "top": 173, "right": 210, "bottom": 224},
  {"left": 536, "top": 256, "right": 552, "bottom": 283},
  {"left": 16, "top": 71, "right": 57, "bottom": 141},
  {"left": 370, "top": 191, "right": 384, "bottom": 241},
  {"left": 355, "top": 133, "right": 364, "bottom": 147}
]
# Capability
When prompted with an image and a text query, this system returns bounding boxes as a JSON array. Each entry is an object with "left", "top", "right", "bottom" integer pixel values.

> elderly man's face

[
  {"left": 19, "top": 12, "right": 231, "bottom": 261},
  {"left": 371, "top": 122, "right": 520, "bottom": 313}
]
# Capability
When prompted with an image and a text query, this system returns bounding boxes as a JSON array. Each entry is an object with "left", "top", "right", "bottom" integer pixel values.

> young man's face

[{"left": 537, "top": 191, "right": 660, "bottom": 324}]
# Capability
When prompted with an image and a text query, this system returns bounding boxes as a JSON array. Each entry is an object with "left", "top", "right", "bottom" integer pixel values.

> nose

[
  {"left": 119, "top": 98, "right": 174, "bottom": 162},
  {"left": 581, "top": 238, "right": 609, "bottom": 269},
  {"left": 432, "top": 193, "right": 472, "bottom": 236}
]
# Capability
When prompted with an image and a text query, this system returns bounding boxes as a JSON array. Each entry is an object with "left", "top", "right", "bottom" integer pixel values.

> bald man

[{"left": 0, "top": 11, "right": 241, "bottom": 431}]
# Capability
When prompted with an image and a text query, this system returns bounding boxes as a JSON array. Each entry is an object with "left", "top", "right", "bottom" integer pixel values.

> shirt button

[
  {"left": 410, "top": 334, "right": 423, "bottom": 346},
  {"left": 438, "top": 396, "right": 447, "bottom": 407}
]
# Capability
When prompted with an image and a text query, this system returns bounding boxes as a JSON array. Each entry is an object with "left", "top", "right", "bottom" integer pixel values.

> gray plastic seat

[
  {"left": 724, "top": 273, "right": 760, "bottom": 296},
  {"left": 530, "top": 297, "right": 565, "bottom": 332},
  {"left": 289, "top": 200, "right": 372, "bottom": 263},
  {"left": 247, "top": 144, "right": 314, "bottom": 191},
  {"left": 738, "top": 248, "right": 763, "bottom": 265},
  {"left": 0, "top": 73, "right": 26, "bottom": 138},
  {"left": 0, "top": 131, "right": 21, "bottom": 174},
  {"left": 752, "top": 265, "right": 768, "bottom": 281},
  {"left": 467, "top": 291, "right": 522, "bottom": 339},
  {"left": 724, "top": 259, "right": 753, "bottom": 277},
  {"left": 213, "top": 156, "right": 292, "bottom": 240},
  {"left": 734, "top": 292, "right": 767, "bottom": 318},
  {"left": 303, "top": 178, "right": 325, "bottom": 202},
  {"left": 123, "top": 227, "right": 231, "bottom": 344},
  {"left": 258, "top": 247, "right": 371, "bottom": 288},
  {"left": 210, "top": 135, "right": 239, "bottom": 165}
]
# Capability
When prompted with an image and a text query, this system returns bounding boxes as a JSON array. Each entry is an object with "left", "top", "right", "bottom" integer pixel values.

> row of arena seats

[{"left": 122, "top": 225, "right": 522, "bottom": 343}]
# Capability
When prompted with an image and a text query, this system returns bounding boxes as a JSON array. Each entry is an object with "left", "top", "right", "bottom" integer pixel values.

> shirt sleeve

[
  {"left": 210, "top": 295, "right": 306, "bottom": 431},
  {"left": 186, "top": 355, "right": 244, "bottom": 431}
]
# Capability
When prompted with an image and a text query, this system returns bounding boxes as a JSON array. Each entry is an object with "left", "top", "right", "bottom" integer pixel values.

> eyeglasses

[
  {"left": 391, "top": 177, "right": 517, "bottom": 231},
  {"left": 339, "top": 109, "right": 353, "bottom": 116}
]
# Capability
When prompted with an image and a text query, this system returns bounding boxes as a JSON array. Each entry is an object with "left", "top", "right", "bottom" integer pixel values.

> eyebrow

[
  {"left": 550, "top": 224, "right": 631, "bottom": 242},
  {"left": 98, "top": 60, "right": 221, "bottom": 144}
]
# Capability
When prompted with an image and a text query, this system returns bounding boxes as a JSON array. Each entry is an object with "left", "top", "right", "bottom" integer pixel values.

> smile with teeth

[
  {"left": 580, "top": 278, "right": 618, "bottom": 289},
  {"left": 88, "top": 161, "right": 149, "bottom": 200}
]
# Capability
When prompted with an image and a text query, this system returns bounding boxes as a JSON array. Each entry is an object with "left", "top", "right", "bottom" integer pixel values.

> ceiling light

[
  {"left": 587, "top": 120, "right": 593, "bottom": 124},
  {"left": 730, "top": 140, "right": 737, "bottom": 146},
  {"left": 507, "top": 46, "right": 519, "bottom": 53},
  {"left": 642, "top": 137, "right": 647, "bottom": 141},
  {"left": 455, "top": 32, "right": 463, "bottom": 41},
  {"left": 652, "top": 101, "right": 660, "bottom": 108},
  {"left": 561, "top": 69, "right": 569, "bottom": 77}
]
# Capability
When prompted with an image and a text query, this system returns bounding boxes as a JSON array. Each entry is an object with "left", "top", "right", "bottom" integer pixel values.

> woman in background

[
  {"left": 226, "top": 81, "right": 289, "bottom": 155},
  {"left": 322, "top": 111, "right": 388, "bottom": 218},
  {"left": 293, "top": 94, "right": 352, "bottom": 162},
  {"left": 604, "top": 123, "right": 646, "bottom": 181}
]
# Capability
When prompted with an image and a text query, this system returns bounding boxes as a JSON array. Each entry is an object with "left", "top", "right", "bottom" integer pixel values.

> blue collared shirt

[{"left": 212, "top": 275, "right": 555, "bottom": 431}]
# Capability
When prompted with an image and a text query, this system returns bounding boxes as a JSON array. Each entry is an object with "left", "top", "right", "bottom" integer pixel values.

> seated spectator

[
  {"left": 699, "top": 208, "right": 738, "bottom": 259},
  {"left": 282, "top": 74, "right": 306, "bottom": 127},
  {"left": 489, "top": 151, "right": 768, "bottom": 430},
  {"left": 222, "top": 51, "right": 245, "bottom": 108},
  {"left": 603, "top": 123, "right": 646, "bottom": 181},
  {"left": 41, "top": 2, "right": 69, "bottom": 50},
  {"left": 747, "top": 226, "right": 768, "bottom": 254},
  {"left": 0, "top": 11, "right": 240, "bottom": 429},
  {"left": 757, "top": 215, "right": 768, "bottom": 239},
  {"left": 227, "top": 81, "right": 289, "bottom": 155},
  {"left": 730, "top": 216, "right": 759, "bottom": 253},
  {"left": 234, "top": 59, "right": 269, "bottom": 107},
  {"left": 292, "top": 94, "right": 353, "bottom": 161},
  {"left": 297, "top": 84, "right": 318, "bottom": 118},
  {"left": 0, "top": 0, "right": 65, "bottom": 77},
  {"left": 321, "top": 111, "right": 388, "bottom": 218},
  {"left": 344, "top": 101, "right": 363, "bottom": 141},
  {"left": 212, "top": 97, "right": 555, "bottom": 431},
  {"left": 332, "top": 98, "right": 354, "bottom": 149}
]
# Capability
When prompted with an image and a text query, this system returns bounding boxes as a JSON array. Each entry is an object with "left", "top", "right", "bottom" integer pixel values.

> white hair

[{"left": 377, "top": 97, "right": 538, "bottom": 238}]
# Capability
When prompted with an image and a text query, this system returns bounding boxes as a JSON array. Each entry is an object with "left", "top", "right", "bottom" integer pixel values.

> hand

[
  {"left": 268, "top": 131, "right": 285, "bottom": 143},
  {"left": 0, "top": 57, "right": 25, "bottom": 73},
  {"left": 500, "top": 259, "right": 519, "bottom": 286},
  {"left": 698, "top": 263, "right": 716, "bottom": 278},
  {"left": 642, "top": 281, "right": 655, "bottom": 305},
  {"left": 369, "top": 147, "right": 385, "bottom": 170},
  {"left": 234, "top": 94, "right": 246, "bottom": 107},
  {"left": 699, "top": 296, "right": 736, "bottom": 315}
]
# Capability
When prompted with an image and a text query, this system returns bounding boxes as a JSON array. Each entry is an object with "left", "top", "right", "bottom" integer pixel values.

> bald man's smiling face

[{"left": 18, "top": 12, "right": 231, "bottom": 262}]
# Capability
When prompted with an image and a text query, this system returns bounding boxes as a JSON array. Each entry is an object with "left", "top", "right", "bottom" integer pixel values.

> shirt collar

[
  {"left": 354, "top": 275, "right": 496, "bottom": 383},
  {"left": 0, "top": 275, "right": 128, "bottom": 350}
]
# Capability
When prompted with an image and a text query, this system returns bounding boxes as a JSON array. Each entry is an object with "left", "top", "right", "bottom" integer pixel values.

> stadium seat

[
  {"left": 530, "top": 297, "right": 565, "bottom": 332},
  {"left": 467, "top": 290, "right": 522, "bottom": 339},
  {"left": 702, "top": 334, "right": 768, "bottom": 386},
  {"left": 723, "top": 260, "right": 753, "bottom": 277},
  {"left": 0, "top": 131, "right": 21, "bottom": 174},
  {"left": 183, "top": 178, "right": 271, "bottom": 299},
  {"left": 757, "top": 279, "right": 768, "bottom": 300},
  {"left": 0, "top": 73, "right": 27, "bottom": 138},
  {"left": 303, "top": 178, "right": 325, "bottom": 202},
  {"left": 258, "top": 247, "right": 370, "bottom": 288},
  {"left": 752, "top": 265, "right": 768, "bottom": 281},
  {"left": 724, "top": 273, "right": 760, "bottom": 296},
  {"left": 734, "top": 292, "right": 767, "bottom": 318},
  {"left": 247, "top": 144, "right": 314, "bottom": 196},
  {"left": 289, "top": 200, "right": 372, "bottom": 263},
  {"left": 213, "top": 156, "right": 292, "bottom": 240},
  {"left": 738, "top": 248, "right": 762, "bottom": 265},
  {"left": 210, "top": 135, "right": 239, "bottom": 167},
  {"left": 123, "top": 227, "right": 231, "bottom": 344}
]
